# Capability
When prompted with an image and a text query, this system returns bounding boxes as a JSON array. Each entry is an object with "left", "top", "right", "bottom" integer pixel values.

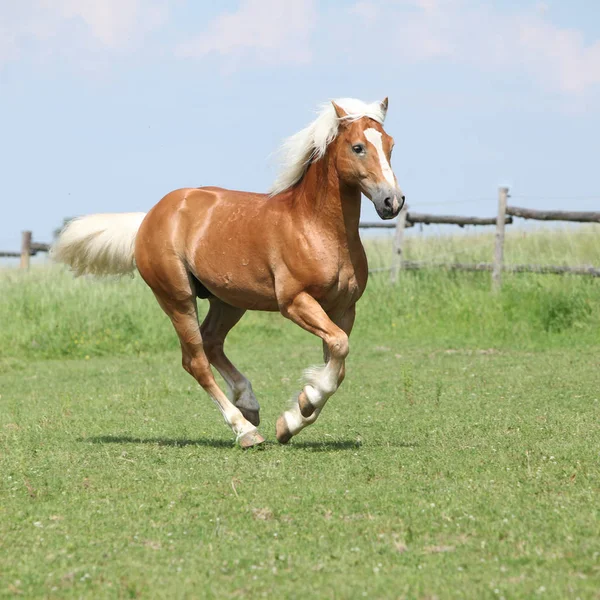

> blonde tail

[{"left": 51, "top": 213, "right": 147, "bottom": 276}]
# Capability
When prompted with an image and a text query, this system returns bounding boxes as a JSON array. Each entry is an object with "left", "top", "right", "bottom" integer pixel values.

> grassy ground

[
  {"left": 1, "top": 344, "right": 599, "bottom": 598},
  {"left": 1, "top": 265, "right": 600, "bottom": 362},
  {"left": 2, "top": 225, "right": 600, "bottom": 362},
  {"left": 365, "top": 224, "right": 600, "bottom": 269},
  {"left": 1, "top": 227, "right": 599, "bottom": 598}
]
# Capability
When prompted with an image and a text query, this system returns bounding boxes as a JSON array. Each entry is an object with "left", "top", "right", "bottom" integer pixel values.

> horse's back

[{"left": 137, "top": 187, "right": 269, "bottom": 241}]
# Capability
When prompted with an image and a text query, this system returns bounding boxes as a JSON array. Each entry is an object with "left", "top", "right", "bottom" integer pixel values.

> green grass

[
  {"left": 1, "top": 264, "right": 600, "bottom": 362},
  {"left": 364, "top": 224, "right": 600, "bottom": 269},
  {"left": 1, "top": 344, "right": 599, "bottom": 598},
  {"left": 1, "top": 226, "right": 600, "bottom": 597},
  {"left": 2, "top": 225, "right": 600, "bottom": 362}
]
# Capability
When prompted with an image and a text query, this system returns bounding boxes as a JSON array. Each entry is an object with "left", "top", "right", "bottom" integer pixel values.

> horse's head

[{"left": 332, "top": 98, "right": 404, "bottom": 220}]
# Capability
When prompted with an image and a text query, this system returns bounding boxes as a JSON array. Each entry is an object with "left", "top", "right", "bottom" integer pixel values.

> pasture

[{"left": 1, "top": 228, "right": 600, "bottom": 598}]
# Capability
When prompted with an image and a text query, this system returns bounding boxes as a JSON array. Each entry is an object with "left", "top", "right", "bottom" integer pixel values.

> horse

[{"left": 52, "top": 97, "right": 405, "bottom": 448}]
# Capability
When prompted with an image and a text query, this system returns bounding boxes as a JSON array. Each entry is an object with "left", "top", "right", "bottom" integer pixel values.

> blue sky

[{"left": 1, "top": 0, "right": 599, "bottom": 253}]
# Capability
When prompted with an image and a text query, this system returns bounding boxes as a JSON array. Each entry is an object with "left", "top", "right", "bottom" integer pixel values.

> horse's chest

[
  {"left": 316, "top": 266, "right": 365, "bottom": 310},
  {"left": 297, "top": 237, "right": 367, "bottom": 307},
  {"left": 339, "top": 271, "right": 361, "bottom": 296}
]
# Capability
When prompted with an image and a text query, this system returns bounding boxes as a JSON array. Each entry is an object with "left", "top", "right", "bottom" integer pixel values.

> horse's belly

[
  {"left": 215, "top": 287, "right": 279, "bottom": 311},
  {"left": 192, "top": 267, "right": 279, "bottom": 311}
]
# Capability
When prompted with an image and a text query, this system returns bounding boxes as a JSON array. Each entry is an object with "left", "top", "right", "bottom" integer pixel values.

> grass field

[
  {"left": 1, "top": 227, "right": 599, "bottom": 598},
  {"left": 366, "top": 224, "right": 600, "bottom": 269}
]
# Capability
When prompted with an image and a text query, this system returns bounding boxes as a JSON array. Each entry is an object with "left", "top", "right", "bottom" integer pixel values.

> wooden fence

[
  {"left": 366, "top": 186, "right": 600, "bottom": 289},
  {"left": 3, "top": 187, "right": 599, "bottom": 291},
  {"left": 0, "top": 232, "right": 50, "bottom": 269}
]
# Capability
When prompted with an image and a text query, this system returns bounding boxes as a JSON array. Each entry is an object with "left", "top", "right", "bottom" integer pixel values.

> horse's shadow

[
  {"left": 80, "top": 435, "right": 234, "bottom": 449},
  {"left": 80, "top": 435, "right": 418, "bottom": 451}
]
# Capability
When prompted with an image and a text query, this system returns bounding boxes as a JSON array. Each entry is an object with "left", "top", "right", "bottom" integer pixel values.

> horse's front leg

[{"left": 276, "top": 294, "right": 355, "bottom": 443}]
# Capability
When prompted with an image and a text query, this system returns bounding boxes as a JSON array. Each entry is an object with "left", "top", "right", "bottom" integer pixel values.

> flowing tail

[{"left": 51, "top": 213, "right": 147, "bottom": 276}]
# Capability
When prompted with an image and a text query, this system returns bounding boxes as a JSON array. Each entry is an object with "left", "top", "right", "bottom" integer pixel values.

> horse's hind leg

[
  {"left": 145, "top": 270, "right": 264, "bottom": 448},
  {"left": 201, "top": 299, "right": 260, "bottom": 426}
]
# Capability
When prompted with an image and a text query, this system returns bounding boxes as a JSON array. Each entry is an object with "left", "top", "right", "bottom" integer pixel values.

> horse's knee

[{"left": 328, "top": 332, "right": 349, "bottom": 360}]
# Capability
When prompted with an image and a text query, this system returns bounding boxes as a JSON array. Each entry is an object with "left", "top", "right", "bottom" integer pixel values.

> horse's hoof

[
  {"left": 238, "top": 430, "right": 265, "bottom": 449},
  {"left": 239, "top": 407, "right": 260, "bottom": 427},
  {"left": 298, "top": 390, "right": 315, "bottom": 418},
  {"left": 275, "top": 416, "right": 293, "bottom": 444}
]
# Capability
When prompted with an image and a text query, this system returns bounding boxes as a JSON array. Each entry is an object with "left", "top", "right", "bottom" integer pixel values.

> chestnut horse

[{"left": 52, "top": 98, "right": 404, "bottom": 448}]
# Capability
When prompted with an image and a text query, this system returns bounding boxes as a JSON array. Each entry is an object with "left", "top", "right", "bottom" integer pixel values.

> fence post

[
  {"left": 492, "top": 187, "right": 509, "bottom": 292},
  {"left": 20, "top": 231, "right": 32, "bottom": 270},
  {"left": 390, "top": 205, "right": 408, "bottom": 284}
]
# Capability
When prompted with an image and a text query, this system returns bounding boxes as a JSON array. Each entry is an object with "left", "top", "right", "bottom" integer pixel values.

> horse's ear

[
  {"left": 332, "top": 101, "right": 348, "bottom": 120},
  {"left": 380, "top": 97, "right": 389, "bottom": 117}
]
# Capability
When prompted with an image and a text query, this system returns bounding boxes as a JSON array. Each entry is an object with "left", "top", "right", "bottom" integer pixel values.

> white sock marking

[
  {"left": 364, "top": 128, "right": 395, "bottom": 187},
  {"left": 284, "top": 403, "right": 305, "bottom": 434},
  {"left": 303, "top": 363, "right": 339, "bottom": 408},
  {"left": 283, "top": 361, "right": 342, "bottom": 437},
  {"left": 284, "top": 401, "right": 320, "bottom": 435}
]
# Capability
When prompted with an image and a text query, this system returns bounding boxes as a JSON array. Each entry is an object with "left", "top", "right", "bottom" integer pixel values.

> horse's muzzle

[{"left": 367, "top": 184, "right": 405, "bottom": 220}]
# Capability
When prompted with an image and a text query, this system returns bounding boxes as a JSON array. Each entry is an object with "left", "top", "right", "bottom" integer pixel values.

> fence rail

[
  {"left": 360, "top": 213, "right": 512, "bottom": 228},
  {"left": 31, "top": 242, "right": 51, "bottom": 252},
  {"left": 506, "top": 206, "right": 600, "bottom": 223},
  {"left": 401, "top": 261, "right": 600, "bottom": 277},
  {"left": 360, "top": 187, "right": 600, "bottom": 290},
  {"left": 408, "top": 213, "right": 512, "bottom": 227}
]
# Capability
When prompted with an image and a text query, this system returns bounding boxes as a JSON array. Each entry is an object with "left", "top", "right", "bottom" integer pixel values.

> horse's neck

[{"left": 292, "top": 157, "right": 362, "bottom": 244}]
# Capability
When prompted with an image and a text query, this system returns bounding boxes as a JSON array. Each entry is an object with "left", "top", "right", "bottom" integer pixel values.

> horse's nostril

[
  {"left": 401, "top": 195, "right": 406, "bottom": 202},
  {"left": 384, "top": 197, "right": 392, "bottom": 209}
]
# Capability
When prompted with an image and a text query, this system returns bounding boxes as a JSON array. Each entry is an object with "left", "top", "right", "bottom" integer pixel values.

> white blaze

[{"left": 364, "top": 128, "right": 396, "bottom": 187}]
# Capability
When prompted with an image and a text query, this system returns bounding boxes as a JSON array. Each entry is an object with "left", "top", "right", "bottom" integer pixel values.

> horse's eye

[{"left": 352, "top": 144, "right": 365, "bottom": 154}]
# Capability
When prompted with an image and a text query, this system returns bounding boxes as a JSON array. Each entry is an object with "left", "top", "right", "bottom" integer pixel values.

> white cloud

[
  {"left": 350, "top": 2, "right": 380, "bottom": 22},
  {"left": 45, "top": 0, "right": 169, "bottom": 49},
  {"left": 0, "top": 0, "right": 170, "bottom": 66},
  {"left": 347, "top": 1, "right": 600, "bottom": 95},
  {"left": 516, "top": 17, "right": 600, "bottom": 94},
  {"left": 2, "top": 0, "right": 598, "bottom": 96},
  {"left": 176, "top": 0, "right": 316, "bottom": 66}
]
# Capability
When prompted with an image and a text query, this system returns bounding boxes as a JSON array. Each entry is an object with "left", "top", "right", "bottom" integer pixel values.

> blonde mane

[{"left": 270, "top": 98, "right": 387, "bottom": 196}]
